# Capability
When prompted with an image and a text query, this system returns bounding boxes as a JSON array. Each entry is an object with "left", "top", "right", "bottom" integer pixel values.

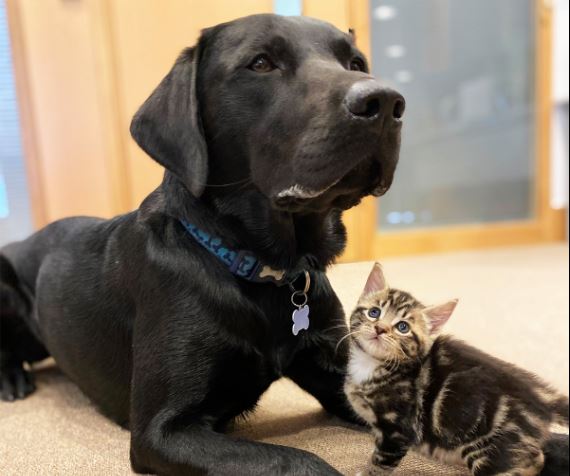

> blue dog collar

[
  {"left": 180, "top": 220, "right": 290, "bottom": 286},
  {"left": 180, "top": 219, "right": 313, "bottom": 335}
]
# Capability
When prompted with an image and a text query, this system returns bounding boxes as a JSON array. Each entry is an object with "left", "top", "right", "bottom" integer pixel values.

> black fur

[
  {"left": 543, "top": 433, "right": 570, "bottom": 476},
  {"left": 0, "top": 14, "right": 406, "bottom": 475}
]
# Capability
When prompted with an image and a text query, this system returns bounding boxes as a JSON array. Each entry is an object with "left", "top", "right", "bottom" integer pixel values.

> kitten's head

[{"left": 349, "top": 263, "right": 458, "bottom": 362}]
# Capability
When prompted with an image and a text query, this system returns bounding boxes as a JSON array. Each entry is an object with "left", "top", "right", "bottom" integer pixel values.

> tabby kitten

[{"left": 344, "top": 263, "right": 569, "bottom": 476}]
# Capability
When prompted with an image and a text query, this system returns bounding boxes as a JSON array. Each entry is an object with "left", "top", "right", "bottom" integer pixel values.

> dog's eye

[
  {"left": 349, "top": 58, "right": 366, "bottom": 72},
  {"left": 249, "top": 55, "right": 277, "bottom": 73}
]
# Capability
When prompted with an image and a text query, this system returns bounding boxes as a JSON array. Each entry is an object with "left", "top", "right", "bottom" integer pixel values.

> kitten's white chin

[{"left": 348, "top": 345, "right": 381, "bottom": 384}]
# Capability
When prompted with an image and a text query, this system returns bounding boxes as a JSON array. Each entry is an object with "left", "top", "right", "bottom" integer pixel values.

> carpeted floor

[{"left": 1, "top": 244, "right": 568, "bottom": 475}]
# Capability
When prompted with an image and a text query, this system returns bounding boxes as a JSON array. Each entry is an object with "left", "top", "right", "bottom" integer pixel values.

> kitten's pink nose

[{"left": 375, "top": 325, "right": 387, "bottom": 336}]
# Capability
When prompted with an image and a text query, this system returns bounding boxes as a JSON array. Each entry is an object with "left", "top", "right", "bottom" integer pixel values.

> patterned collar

[{"left": 180, "top": 220, "right": 296, "bottom": 286}]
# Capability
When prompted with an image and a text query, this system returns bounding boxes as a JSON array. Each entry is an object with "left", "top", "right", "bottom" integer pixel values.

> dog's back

[
  {"left": 2, "top": 216, "right": 107, "bottom": 284},
  {"left": 1, "top": 214, "right": 134, "bottom": 415}
]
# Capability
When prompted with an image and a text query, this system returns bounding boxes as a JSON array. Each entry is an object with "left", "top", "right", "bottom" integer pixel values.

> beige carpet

[{"left": 1, "top": 244, "right": 568, "bottom": 475}]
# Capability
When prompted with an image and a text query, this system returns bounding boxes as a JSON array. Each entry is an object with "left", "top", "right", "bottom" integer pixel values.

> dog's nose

[{"left": 344, "top": 81, "right": 405, "bottom": 121}]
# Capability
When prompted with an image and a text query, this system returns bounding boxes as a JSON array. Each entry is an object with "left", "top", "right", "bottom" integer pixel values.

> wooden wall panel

[
  {"left": 8, "top": 0, "right": 274, "bottom": 225},
  {"left": 8, "top": 0, "right": 122, "bottom": 223},
  {"left": 107, "top": 0, "right": 273, "bottom": 208}
]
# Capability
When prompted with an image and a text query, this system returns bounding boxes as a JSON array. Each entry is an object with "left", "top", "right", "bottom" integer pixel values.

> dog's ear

[{"left": 130, "top": 46, "right": 207, "bottom": 197}]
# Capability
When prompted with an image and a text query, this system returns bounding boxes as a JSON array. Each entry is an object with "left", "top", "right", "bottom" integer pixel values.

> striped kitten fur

[{"left": 344, "top": 263, "right": 569, "bottom": 476}]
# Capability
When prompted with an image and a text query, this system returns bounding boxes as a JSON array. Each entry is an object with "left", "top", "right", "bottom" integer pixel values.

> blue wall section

[
  {"left": 274, "top": 0, "right": 302, "bottom": 16},
  {"left": 0, "top": 0, "right": 34, "bottom": 244}
]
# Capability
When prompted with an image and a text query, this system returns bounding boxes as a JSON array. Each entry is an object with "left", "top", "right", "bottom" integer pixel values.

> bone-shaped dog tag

[{"left": 292, "top": 304, "right": 310, "bottom": 336}]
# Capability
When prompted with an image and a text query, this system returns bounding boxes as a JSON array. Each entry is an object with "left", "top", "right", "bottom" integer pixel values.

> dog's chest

[
  {"left": 234, "top": 282, "right": 342, "bottom": 377},
  {"left": 262, "top": 341, "right": 297, "bottom": 377}
]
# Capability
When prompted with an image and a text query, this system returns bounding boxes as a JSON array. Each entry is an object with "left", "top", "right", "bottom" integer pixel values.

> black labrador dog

[{"left": 3, "top": 13, "right": 565, "bottom": 476}]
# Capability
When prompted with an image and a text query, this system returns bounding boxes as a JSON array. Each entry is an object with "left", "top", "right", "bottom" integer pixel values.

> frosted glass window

[{"left": 371, "top": 0, "right": 536, "bottom": 230}]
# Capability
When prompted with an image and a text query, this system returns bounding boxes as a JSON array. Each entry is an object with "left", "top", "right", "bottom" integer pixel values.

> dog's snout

[
  {"left": 344, "top": 81, "right": 405, "bottom": 122},
  {"left": 392, "top": 97, "right": 406, "bottom": 120}
]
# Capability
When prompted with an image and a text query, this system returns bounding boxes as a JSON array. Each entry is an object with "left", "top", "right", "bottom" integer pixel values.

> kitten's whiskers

[
  {"left": 335, "top": 330, "right": 363, "bottom": 353},
  {"left": 380, "top": 336, "right": 405, "bottom": 373}
]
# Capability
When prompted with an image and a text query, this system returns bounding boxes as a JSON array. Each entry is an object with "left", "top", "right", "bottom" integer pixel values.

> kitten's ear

[
  {"left": 424, "top": 299, "right": 458, "bottom": 334},
  {"left": 362, "top": 262, "right": 387, "bottom": 297}
]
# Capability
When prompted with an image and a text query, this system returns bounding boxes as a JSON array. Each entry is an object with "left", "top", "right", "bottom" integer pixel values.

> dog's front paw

[{"left": 0, "top": 363, "right": 36, "bottom": 401}]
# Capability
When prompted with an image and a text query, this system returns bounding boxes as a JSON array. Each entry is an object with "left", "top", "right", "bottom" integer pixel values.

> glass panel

[
  {"left": 274, "top": 0, "right": 302, "bottom": 16},
  {"left": 0, "top": 0, "right": 34, "bottom": 246},
  {"left": 370, "top": 0, "right": 536, "bottom": 231}
]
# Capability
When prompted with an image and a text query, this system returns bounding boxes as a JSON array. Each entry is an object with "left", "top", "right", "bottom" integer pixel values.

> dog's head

[{"left": 131, "top": 14, "right": 404, "bottom": 214}]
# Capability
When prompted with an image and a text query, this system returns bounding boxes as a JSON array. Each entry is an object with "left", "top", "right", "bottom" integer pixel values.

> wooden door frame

[
  {"left": 5, "top": 0, "right": 130, "bottom": 227},
  {"left": 340, "top": 0, "right": 565, "bottom": 261}
]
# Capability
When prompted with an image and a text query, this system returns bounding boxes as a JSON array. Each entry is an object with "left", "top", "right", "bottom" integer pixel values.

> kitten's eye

[
  {"left": 249, "top": 54, "right": 277, "bottom": 73},
  {"left": 367, "top": 307, "right": 381, "bottom": 321},
  {"left": 349, "top": 58, "right": 366, "bottom": 72},
  {"left": 396, "top": 321, "right": 411, "bottom": 334}
]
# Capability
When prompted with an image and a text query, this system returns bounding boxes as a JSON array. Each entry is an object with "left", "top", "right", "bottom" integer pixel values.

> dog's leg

[
  {"left": 0, "top": 255, "right": 48, "bottom": 401},
  {"left": 129, "top": 321, "right": 342, "bottom": 475},
  {"left": 286, "top": 343, "right": 362, "bottom": 425},
  {"left": 0, "top": 355, "right": 35, "bottom": 402},
  {"left": 285, "top": 303, "right": 363, "bottom": 424},
  {"left": 130, "top": 418, "right": 341, "bottom": 476}
]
